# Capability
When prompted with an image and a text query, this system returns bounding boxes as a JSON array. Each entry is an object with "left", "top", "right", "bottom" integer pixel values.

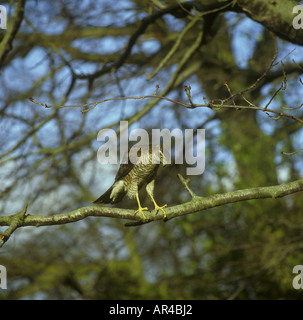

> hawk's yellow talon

[
  {"left": 134, "top": 192, "right": 149, "bottom": 220},
  {"left": 135, "top": 206, "right": 148, "bottom": 220},
  {"left": 153, "top": 203, "right": 168, "bottom": 219}
]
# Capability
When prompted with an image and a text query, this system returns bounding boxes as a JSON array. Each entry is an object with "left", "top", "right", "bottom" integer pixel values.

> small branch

[
  {"left": 224, "top": 81, "right": 236, "bottom": 107},
  {"left": 281, "top": 60, "right": 287, "bottom": 90},
  {"left": 281, "top": 148, "right": 303, "bottom": 156},
  {"left": 154, "top": 84, "right": 159, "bottom": 95},
  {"left": 177, "top": 173, "right": 197, "bottom": 199},
  {"left": 281, "top": 102, "right": 303, "bottom": 111},
  {"left": 29, "top": 49, "right": 303, "bottom": 126},
  {"left": 184, "top": 85, "right": 196, "bottom": 108},
  {"left": 29, "top": 94, "right": 303, "bottom": 124},
  {"left": 263, "top": 60, "right": 288, "bottom": 111},
  {"left": 222, "top": 50, "right": 278, "bottom": 106},
  {"left": 29, "top": 94, "right": 191, "bottom": 112}
]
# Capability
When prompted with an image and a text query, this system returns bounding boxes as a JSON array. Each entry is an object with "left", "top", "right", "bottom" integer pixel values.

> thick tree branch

[
  {"left": 0, "top": 203, "right": 28, "bottom": 248},
  {"left": 235, "top": 0, "right": 303, "bottom": 45},
  {"left": 1, "top": 177, "right": 303, "bottom": 246}
]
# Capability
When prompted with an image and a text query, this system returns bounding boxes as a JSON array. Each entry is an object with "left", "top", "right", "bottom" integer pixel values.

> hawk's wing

[
  {"left": 114, "top": 147, "right": 136, "bottom": 181},
  {"left": 94, "top": 161, "right": 133, "bottom": 204},
  {"left": 114, "top": 162, "right": 135, "bottom": 181},
  {"left": 114, "top": 147, "right": 142, "bottom": 181}
]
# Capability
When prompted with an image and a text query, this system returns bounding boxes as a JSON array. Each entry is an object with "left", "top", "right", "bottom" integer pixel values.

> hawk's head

[{"left": 128, "top": 144, "right": 169, "bottom": 166}]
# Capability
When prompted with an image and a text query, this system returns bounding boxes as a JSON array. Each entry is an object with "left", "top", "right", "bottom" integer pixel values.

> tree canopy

[{"left": 1, "top": 0, "right": 303, "bottom": 299}]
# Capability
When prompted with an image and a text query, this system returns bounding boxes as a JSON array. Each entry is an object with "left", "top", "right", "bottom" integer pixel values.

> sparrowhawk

[{"left": 93, "top": 144, "right": 168, "bottom": 220}]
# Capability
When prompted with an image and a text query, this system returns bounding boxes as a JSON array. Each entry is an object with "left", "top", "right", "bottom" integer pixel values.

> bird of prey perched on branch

[{"left": 93, "top": 144, "right": 168, "bottom": 220}]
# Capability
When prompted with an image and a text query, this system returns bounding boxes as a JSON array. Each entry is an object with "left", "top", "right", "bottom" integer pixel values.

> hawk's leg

[
  {"left": 146, "top": 180, "right": 167, "bottom": 219},
  {"left": 135, "top": 190, "right": 148, "bottom": 220}
]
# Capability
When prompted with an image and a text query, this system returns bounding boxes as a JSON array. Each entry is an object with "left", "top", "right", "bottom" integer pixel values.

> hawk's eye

[{"left": 137, "top": 150, "right": 141, "bottom": 157}]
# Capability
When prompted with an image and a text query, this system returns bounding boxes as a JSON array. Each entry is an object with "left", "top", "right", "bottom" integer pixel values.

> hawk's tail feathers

[
  {"left": 93, "top": 181, "right": 126, "bottom": 204},
  {"left": 93, "top": 186, "right": 113, "bottom": 204}
]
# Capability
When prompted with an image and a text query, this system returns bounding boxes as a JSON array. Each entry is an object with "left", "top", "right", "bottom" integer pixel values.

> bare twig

[
  {"left": 281, "top": 102, "right": 303, "bottom": 110},
  {"left": 184, "top": 85, "right": 196, "bottom": 108},
  {"left": 29, "top": 48, "right": 303, "bottom": 125},
  {"left": 281, "top": 148, "right": 303, "bottom": 156},
  {"left": 29, "top": 93, "right": 303, "bottom": 125},
  {"left": 224, "top": 81, "right": 236, "bottom": 106},
  {"left": 222, "top": 50, "right": 278, "bottom": 105},
  {"left": 177, "top": 174, "right": 197, "bottom": 199}
]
